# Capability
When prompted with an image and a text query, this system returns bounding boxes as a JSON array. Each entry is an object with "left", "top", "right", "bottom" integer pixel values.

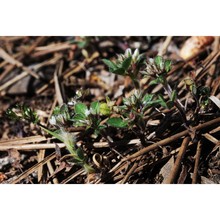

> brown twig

[
  {"left": 165, "top": 136, "right": 191, "bottom": 184},
  {"left": 120, "top": 156, "right": 142, "bottom": 184},
  {"left": 0, "top": 47, "right": 39, "bottom": 79},
  {"left": 192, "top": 140, "right": 202, "bottom": 184},
  {"left": 31, "top": 43, "right": 76, "bottom": 57},
  {"left": 122, "top": 117, "right": 220, "bottom": 161}
]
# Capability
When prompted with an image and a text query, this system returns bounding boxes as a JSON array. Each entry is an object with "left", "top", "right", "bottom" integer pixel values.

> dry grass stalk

[
  {"left": 0, "top": 135, "right": 50, "bottom": 145},
  {"left": 0, "top": 143, "right": 66, "bottom": 151},
  {"left": 11, "top": 152, "right": 56, "bottom": 184}
]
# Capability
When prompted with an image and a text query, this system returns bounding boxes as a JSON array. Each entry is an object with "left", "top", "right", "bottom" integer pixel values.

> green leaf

[
  {"left": 90, "top": 101, "right": 100, "bottom": 115},
  {"left": 198, "top": 86, "right": 210, "bottom": 96},
  {"left": 74, "top": 103, "right": 88, "bottom": 116},
  {"left": 123, "top": 97, "right": 131, "bottom": 106},
  {"left": 164, "top": 60, "right": 172, "bottom": 72},
  {"left": 72, "top": 114, "right": 88, "bottom": 127},
  {"left": 142, "top": 94, "right": 154, "bottom": 104},
  {"left": 60, "top": 104, "right": 68, "bottom": 114},
  {"left": 100, "top": 103, "right": 111, "bottom": 115},
  {"left": 170, "top": 90, "right": 177, "bottom": 102},
  {"left": 107, "top": 117, "right": 128, "bottom": 128},
  {"left": 148, "top": 99, "right": 162, "bottom": 106},
  {"left": 6, "top": 109, "right": 20, "bottom": 121},
  {"left": 149, "top": 75, "right": 165, "bottom": 85},
  {"left": 102, "top": 59, "right": 117, "bottom": 71},
  {"left": 154, "top": 56, "right": 164, "bottom": 70},
  {"left": 166, "top": 101, "right": 174, "bottom": 109},
  {"left": 78, "top": 41, "right": 88, "bottom": 49},
  {"left": 40, "top": 126, "right": 64, "bottom": 143},
  {"left": 98, "top": 125, "right": 107, "bottom": 130},
  {"left": 190, "top": 85, "right": 197, "bottom": 95},
  {"left": 76, "top": 148, "right": 85, "bottom": 161},
  {"left": 53, "top": 106, "right": 61, "bottom": 115},
  {"left": 73, "top": 114, "right": 86, "bottom": 121},
  {"left": 122, "top": 56, "right": 132, "bottom": 70},
  {"left": 136, "top": 54, "right": 146, "bottom": 66},
  {"left": 158, "top": 94, "right": 168, "bottom": 108},
  {"left": 113, "top": 67, "right": 126, "bottom": 75}
]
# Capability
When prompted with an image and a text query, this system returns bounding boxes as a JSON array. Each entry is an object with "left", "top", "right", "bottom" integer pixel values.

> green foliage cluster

[{"left": 6, "top": 48, "right": 212, "bottom": 174}]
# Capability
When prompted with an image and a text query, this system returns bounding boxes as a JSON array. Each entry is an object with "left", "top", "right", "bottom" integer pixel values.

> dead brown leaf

[{"left": 180, "top": 36, "right": 214, "bottom": 60}]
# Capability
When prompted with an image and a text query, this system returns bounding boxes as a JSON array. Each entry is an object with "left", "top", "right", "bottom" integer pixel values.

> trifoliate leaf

[{"left": 74, "top": 103, "right": 88, "bottom": 116}]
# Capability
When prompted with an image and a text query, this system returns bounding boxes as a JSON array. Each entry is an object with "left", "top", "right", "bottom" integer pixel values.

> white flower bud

[
  {"left": 125, "top": 48, "right": 132, "bottom": 57},
  {"left": 132, "top": 48, "right": 139, "bottom": 61}
]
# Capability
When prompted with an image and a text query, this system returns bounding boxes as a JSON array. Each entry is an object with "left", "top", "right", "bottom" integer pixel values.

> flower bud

[
  {"left": 132, "top": 48, "right": 139, "bottom": 61},
  {"left": 125, "top": 48, "right": 132, "bottom": 57}
]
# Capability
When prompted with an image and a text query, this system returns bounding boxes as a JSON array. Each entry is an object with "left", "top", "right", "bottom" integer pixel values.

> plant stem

[
  {"left": 163, "top": 79, "right": 188, "bottom": 126},
  {"left": 130, "top": 73, "right": 140, "bottom": 89},
  {"left": 83, "top": 163, "right": 95, "bottom": 173}
]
